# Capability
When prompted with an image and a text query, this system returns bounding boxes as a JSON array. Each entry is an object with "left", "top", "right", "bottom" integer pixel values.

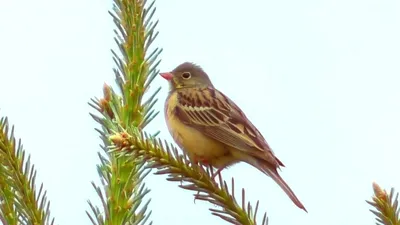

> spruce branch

[
  {"left": 0, "top": 116, "right": 54, "bottom": 225},
  {"left": 109, "top": 131, "right": 268, "bottom": 225},
  {"left": 87, "top": 0, "right": 161, "bottom": 224},
  {"left": 367, "top": 182, "right": 400, "bottom": 225},
  {"left": 0, "top": 152, "right": 18, "bottom": 225}
]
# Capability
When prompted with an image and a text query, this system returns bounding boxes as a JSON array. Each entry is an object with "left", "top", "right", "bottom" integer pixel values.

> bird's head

[{"left": 160, "top": 62, "right": 214, "bottom": 91}]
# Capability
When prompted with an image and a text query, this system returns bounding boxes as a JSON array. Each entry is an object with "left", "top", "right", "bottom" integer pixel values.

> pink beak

[{"left": 160, "top": 72, "right": 173, "bottom": 80}]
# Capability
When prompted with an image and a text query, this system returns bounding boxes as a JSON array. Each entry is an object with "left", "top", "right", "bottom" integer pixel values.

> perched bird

[{"left": 160, "top": 62, "right": 306, "bottom": 212}]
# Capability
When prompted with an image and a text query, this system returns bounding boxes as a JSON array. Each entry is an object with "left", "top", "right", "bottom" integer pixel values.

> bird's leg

[
  {"left": 194, "top": 165, "right": 220, "bottom": 204},
  {"left": 194, "top": 155, "right": 228, "bottom": 184},
  {"left": 192, "top": 155, "right": 209, "bottom": 178},
  {"left": 193, "top": 165, "right": 209, "bottom": 204},
  {"left": 209, "top": 157, "right": 234, "bottom": 182},
  {"left": 192, "top": 155, "right": 206, "bottom": 204},
  {"left": 193, "top": 156, "right": 222, "bottom": 203},
  {"left": 188, "top": 154, "right": 206, "bottom": 174}
]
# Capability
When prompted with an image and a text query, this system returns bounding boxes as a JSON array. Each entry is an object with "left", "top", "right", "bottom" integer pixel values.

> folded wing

[{"left": 174, "top": 87, "right": 280, "bottom": 166}]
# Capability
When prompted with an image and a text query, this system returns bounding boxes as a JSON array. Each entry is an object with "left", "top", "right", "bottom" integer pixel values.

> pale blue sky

[{"left": 1, "top": 0, "right": 400, "bottom": 225}]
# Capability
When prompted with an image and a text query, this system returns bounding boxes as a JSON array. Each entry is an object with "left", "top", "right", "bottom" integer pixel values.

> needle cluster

[
  {"left": 0, "top": 117, "right": 54, "bottom": 225},
  {"left": 367, "top": 182, "right": 400, "bottom": 225}
]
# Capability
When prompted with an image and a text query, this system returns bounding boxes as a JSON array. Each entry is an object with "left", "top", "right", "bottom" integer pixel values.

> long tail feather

[
  {"left": 238, "top": 152, "right": 307, "bottom": 212},
  {"left": 260, "top": 163, "right": 307, "bottom": 212},
  {"left": 232, "top": 150, "right": 307, "bottom": 211}
]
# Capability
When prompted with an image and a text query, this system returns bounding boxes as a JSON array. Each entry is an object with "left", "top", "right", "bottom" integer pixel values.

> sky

[{"left": 0, "top": 0, "right": 400, "bottom": 225}]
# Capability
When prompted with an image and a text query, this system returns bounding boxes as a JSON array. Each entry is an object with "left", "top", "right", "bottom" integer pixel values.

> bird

[{"left": 160, "top": 62, "right": 307, "bottom": 212}]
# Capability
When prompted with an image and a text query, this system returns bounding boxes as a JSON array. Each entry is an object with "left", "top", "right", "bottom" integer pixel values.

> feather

[
  {"left": 231, "top": 150, "right": 307, "bottom": 212},
  {"left": 175, "top": 87, "right": 280, "bottom": 166},
  {"left": 257, "top": 160, "right": 307, "bottom": 212}
]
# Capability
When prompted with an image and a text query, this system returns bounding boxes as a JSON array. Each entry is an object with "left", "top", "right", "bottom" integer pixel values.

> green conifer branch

[
  {"left": 0, "top": 116, "right": 54, "bottom": 225},
  {"left": 87, "top": 0, "right": 161, "bottom": 224},
  {"left": 0, "top": 151, "right": 18, "bottom": 225},
  {"left": 108, "top": 131, "right": 268, "bottom": 225},
  {"left": 367, "top": 182, "right": 400, "bottom": 225}
]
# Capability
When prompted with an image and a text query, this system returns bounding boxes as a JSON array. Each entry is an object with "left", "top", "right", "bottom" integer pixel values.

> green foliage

[
  {"left": 108, "top": 131, "right": 269, "bottom": 225},
  {"left": 0, "top": 117, "right": 54, "bottom": 225},
  {"left": 367, "top": 182, "right": 400, "bottom": 225},
  {"left": 86, "top": 0, "right": 161, "bottom": 224}
]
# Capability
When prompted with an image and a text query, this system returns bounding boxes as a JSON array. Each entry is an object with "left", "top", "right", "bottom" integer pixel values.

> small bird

[{"left": 160, "top": 62, "right": 306, "bottom": 211}]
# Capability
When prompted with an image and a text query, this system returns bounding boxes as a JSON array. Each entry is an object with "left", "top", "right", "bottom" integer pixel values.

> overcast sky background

[{"left": 1, "top": 0, "right": 400, "bottom": 225}]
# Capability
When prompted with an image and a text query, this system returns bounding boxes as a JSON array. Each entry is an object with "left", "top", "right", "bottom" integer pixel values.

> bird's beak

[{"left": 160, "top": 72, "right": 173, "bottom": 81}]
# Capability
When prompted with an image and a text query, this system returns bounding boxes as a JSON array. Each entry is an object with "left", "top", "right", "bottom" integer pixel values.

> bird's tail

[{"left": 250, "top": 157, "right": 307, "bottom": 212}]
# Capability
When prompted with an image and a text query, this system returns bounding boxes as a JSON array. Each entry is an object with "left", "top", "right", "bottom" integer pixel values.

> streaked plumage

[{"left": 161, "top": 62, "right": 306, "bottom": 212}]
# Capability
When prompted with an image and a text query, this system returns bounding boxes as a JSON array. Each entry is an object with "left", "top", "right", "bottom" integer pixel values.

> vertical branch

[{"left": 87, "top": 0, "right": 162, "bottom": 225}]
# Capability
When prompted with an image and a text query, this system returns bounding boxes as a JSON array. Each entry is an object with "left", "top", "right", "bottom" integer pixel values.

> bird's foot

[
  {"left": 193, "top": 165, "right": 208, "bottom": 204},
  {"left": 194, "top": 158, "right": 223, "bottom": 185},
  {"left": 192, "top": 155, "right": 212, "bottom": 179}
]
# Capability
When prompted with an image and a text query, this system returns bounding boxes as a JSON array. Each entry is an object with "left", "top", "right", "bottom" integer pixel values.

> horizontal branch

[{"left": 109, "top": 131, "right": 268, "bottom": 225}]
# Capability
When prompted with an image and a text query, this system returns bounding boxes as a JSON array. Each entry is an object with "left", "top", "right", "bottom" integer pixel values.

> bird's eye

[{"left": 181, "top": 72, "right": 191, "bottom": 79}]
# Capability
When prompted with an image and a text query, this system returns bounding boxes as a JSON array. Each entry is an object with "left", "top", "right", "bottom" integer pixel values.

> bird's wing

[{"left": 174, "top": 87, "right": 276, "bottom": 161}]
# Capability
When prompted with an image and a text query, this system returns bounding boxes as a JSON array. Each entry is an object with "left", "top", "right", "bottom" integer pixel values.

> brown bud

[
  {"left": 99, "top": 98, "right": 114, "bottom": 119},
  {"left": 109, "top": 132, "right": 130, "bottom": 148},
  {"left": 372, "top": 182, "right": 388, "bottom": 200},
  {"left": 103, "top": 83, "right": 112, "bottom": 101}
]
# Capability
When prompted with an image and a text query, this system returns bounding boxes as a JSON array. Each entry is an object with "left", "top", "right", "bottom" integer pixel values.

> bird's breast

[{"left": 164, "top": 91, "right": 230, "bottom": 165}]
